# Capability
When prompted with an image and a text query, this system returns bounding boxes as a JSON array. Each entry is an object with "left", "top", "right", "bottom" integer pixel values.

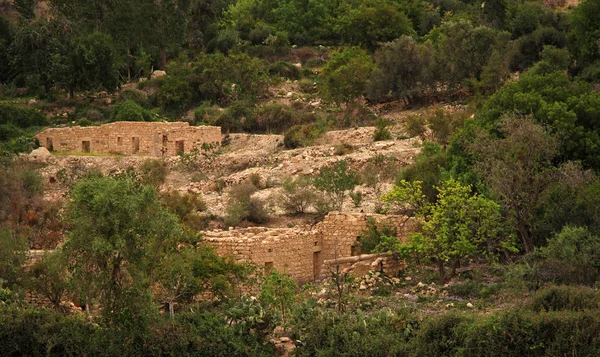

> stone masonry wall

[
  {"left": 204, "top": 227, "right": 318, "bottom": 285},
  {"left": 204, "top": 212, "right": 414, "bottom": 284},
  {"left": 35, "top": 122, "right": 221, "bottom": 156}
]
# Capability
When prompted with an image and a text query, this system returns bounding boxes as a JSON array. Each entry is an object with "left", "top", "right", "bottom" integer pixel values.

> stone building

[
  {"left": 204, "top": 212, "right": 415, "bottom": 284},
  {"left": 35, "top": 121, "right": 221, "bottom": 156}
]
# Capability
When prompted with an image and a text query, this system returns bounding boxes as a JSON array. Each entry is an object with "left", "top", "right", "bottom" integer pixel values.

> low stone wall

[
  {"left": 36, "top": 122, "right": 221, "bottom": 156},
  {"left": 204, "top": 227, "right": 317, "bottom": 285},
  {"left": 204, "top": 212, "right": 414, "bottom": 284}
]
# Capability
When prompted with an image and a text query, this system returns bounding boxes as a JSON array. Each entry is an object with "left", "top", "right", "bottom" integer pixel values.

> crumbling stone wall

[
  {"left": 205, "top": 212, "right": 414, "bottom": 284},
  {"left": 204, "top": 227, "right": 318, "bottom": 285},
  {"left": 36, "top": 122, "right": 221, "bottom": 156}
]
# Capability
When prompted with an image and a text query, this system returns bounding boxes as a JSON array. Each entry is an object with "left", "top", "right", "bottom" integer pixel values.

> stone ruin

[
  {"left": 35, "top": 121, "right": 222, "bottom": 156},
  {"left": 204, "top": 212, "right": 416, "bottom": 285}
]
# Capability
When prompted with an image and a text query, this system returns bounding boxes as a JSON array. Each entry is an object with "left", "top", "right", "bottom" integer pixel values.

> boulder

[
  {"left": 151, "top": 70, "right": 167, "bottom": 79},
  {"left": 28, "top": 147, "right": 53, "bottom": 164}
]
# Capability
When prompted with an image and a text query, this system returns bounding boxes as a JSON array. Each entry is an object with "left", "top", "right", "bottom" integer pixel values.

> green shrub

[
  {"left": 139, "top": 159, "right": 169, "bottom": 187},
  {"left": 119, "top": 88, "right": 149, "bottom": 107},
  {"left": 110, "top": 100, "right": 152, "bottom": 122},
  {"left": 215, "top": 101, "right": 255, "bottom": 133},
  {"left": 357, "top": 218, "right": 397, "bottom": 254},
  {"left": 373, "top": 118, "right": 392, "bottom": 141},
  {"left": 193, "top": 102, "right": 222, "bottom": 125},
  {"left": 0, "top": 104, "right": 48, "bottom": 128},
  {"left": 268, "top": 61, "right": 301, "bottom": 80},
  {"left": 279, "top": 176, "right": 317, "bottom": 214},
  {"left": 528, "top": 285, "right": 600, "bottom": 312},
  {"left": 225, "top": 182, "right": 269, "bottom": 226},
  {"left": 283, "top": 123, "right": 325, "bottom": 149},
  {"left": 534, "top": 226, "right": 600, "bottom": 286},
  {"left": 405, "top": 115, "right": 426, "bottom": 138}
]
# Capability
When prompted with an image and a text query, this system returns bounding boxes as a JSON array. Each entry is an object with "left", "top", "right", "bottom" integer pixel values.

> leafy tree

[
  {"left": 260, "top": 269, "right": 297, "bottom": 324},
  {"left": 13, "top": 0, "right": 36, "bottom": 20},
  {"left": 436, "top": 20, "right": 511, "bottom": 89},
  {"left": 63, "top": 174, "right": 181, "bottom": 324},
  {"left": 468, "top": 116, "right": 558, "bottom": 252},
  {"left": 156, "top": 245, "right": 238, "bottom": 319},
  {"left": 479, "top": 72, "right": 600, "bottom": 170},
  {"left": 51, "top": 31, "right": 120, "bottom": 97},
  {"left": 537, "top": 226, "right": 600, "bottom": 286},
  {"left": 523, "top": 45, "right": 571, "bottom": 76},
  {"left": 568, "top": 0, "right": 600, "bottom": 69},
  {"left": 319, "top": 47, "right": 375, "bottom": 106},
  {"left": 0, "top": 17, "right": 13, "bottom": 84},
  {"left": 367, "top": 36, "right": 435, "bottom": 104},
  {"left": 334, "top": 0, "right": 414, "bottom": 50},
  {"left": 8, "top": 18, "right": 68, "bottom": 94},
  {"left": 383, "top": 179, "right": 508, "bottom": 282},
  {"left": 190, "top": 52, "right": 268, "bottom": 105},
  {"left": 0, "top": 228, "right": 28, "bottom": 290},
  {"left": 313, "top": 160, "right": 359, "bottom": 211},
  {"left": 28, "top": 251, "right": 71, "bottom": 311}
]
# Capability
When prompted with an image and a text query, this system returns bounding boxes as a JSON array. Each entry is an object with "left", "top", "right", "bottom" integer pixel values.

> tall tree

[
  {"left": 468, "top": 115, "right": 558, "bottom": 253},
  {"left": 63, "top": 174, "right": 181, "bottom": 323}
]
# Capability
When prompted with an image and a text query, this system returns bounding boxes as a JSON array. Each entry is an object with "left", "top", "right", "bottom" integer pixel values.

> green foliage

[
  {"left": 525, "top": 45, "right": 571, "bottom": 76},
  {"left": 51, "top": 31, "right": 120, "bottom": 95},
  {"left": 319, "top": 47, "right": 375, "bottom": 105},
  {"left": 110, "top": 100, "right": 152, "bottom": 122},
  {"left": 397, "top": 142, "right": 447, "bottom": 203},
  {"left": 535, "top": 226, "right": 600, "bottom": 286},
  {"left": 479, "top": 72, "right": 600, "bottom": 170},
  {"left": 335, "top": 0, "right": 414, "bottom": 50},
  {"left": 191, "top": 52, "right": 268, "bottom": 106},
  {"left": 28, "top": 251, "right": 70, "bottom": 311},
  {"left": 279, "top": 176, "right": 317, "bottom": 214},
  {"left": 283, "top": 123, "right": 326, "bottom": 149},
  {"left": 313, "top": 160, "right": 359, "bottom": 211},
  {"left": 372, "top": 119, "right": 392, "bottom": 141},
  {"left": 367, "top": 36, "right": 435, "bottom": 104},
  {"left": 0, "top": 104, "right": 47, "bottom": 129},
  {"left": 357, "top": 218, "right": 397, "bottom": 254},
  {"left": 568, "top": 0, "right": 600, "bottom": 69},
  {"left": 0, "top": 228, "right": 28, "bottom": 289},
  {"left": 139, "top": 159, "right": 169, "bottom": 187},
  {"left": 384, "top": 179, "right": 509, "bottom": 281},
  {"left": 260, "top": 269, "right": 297, "bottom": 323},
  {"left": 268, "top": 61, "right": 300, "bottom": 80},
  {"left": 225, "top": 182, "right": 269, "bottom": 227},
  {"left": 156, "top": 245, "right": 240, "bottom": 318},
  {"left": 528, "top": 285, "right": 600, "bottom": 312},
  {"left": 63, "top": 174, "right": 181, "bottom": 325},
  {"left": 437, "top": 21, "right": 512, "bottom": 89}
]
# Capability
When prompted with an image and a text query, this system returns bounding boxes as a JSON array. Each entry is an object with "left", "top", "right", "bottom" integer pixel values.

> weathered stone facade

[
  {"left": 204, "top": 212, "right": 415, "bottom": 284},
  {"left": 35, "top": 122, "right": 221, "bottom": 156}
]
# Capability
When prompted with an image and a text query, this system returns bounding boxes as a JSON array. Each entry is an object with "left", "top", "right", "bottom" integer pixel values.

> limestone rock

[
  {"left": 151, "top": 70, "right": 167, "bottom": 79},
  {"left": 28, "top": 147, "right": 53, "bottom": 163}
]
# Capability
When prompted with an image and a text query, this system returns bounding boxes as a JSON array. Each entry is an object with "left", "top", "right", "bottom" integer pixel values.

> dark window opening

[
  {"left": 175, "top": 140, "right": 184, "bottom": 154},
  {"left": 132, "top": 137, "right": 140, "bottom": 154},
  {"left": 265, "top": 262, "right": 274, "bottom": 274},
  {"left": 46, "top": 137, "right": 53, "bottom": 151},
  {"left": 82, "top": 140, "right": 90, "bottom": 153}
]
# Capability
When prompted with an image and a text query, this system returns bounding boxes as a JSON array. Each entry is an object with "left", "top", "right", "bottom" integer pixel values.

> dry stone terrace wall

[
  {"left": 35, "top": 122, "right": 221, "bottom": 156},
  {"left": 204, "top": 212, "right": 414, "bottom": 284},
  {"left": 204, "top": 227, "right": 318, "bottom": 285}
]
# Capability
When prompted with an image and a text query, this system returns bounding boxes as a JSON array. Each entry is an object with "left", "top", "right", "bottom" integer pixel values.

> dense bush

[
  {"left": 268, "top": 61, "right": 301, "bottom": 80},
  {"left": 110, "top": 100, "right": 152, "bottom": 122},
  {"left": 0, "top": 104, "right": 48, "bottom": 128},
  {"left": 283, "top": 123, "right": 326, "bottom": 149}
]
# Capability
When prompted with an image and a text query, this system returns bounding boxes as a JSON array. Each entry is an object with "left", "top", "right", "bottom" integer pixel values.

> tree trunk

[
  {"left": 518, "top": 220, "right": 534, "bottom": 253},
  {"left": 169, "top": 301, "right": 174, "bottom": 320},
  {"left": 159, "top": 46, "right": 167, "bottom": 70},
  {"left": 437, "top": 258, "right": 446, "bottom": 283}
]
